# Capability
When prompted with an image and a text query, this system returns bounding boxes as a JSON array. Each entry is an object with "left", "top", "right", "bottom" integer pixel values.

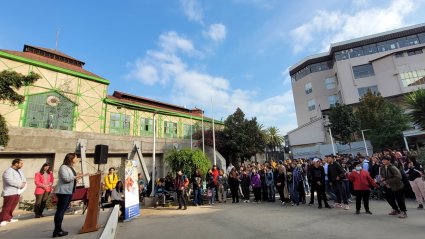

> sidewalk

[{"left": 0, "top": 208, "right": 111, "bottom": 239}]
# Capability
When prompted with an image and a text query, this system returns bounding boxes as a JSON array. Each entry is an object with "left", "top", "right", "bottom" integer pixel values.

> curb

[{"left": 99, "top": 205, "right": 119, "bottom": 239}]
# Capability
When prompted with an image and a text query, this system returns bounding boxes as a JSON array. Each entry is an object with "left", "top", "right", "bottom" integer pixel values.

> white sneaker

[
  {"left": 9, "top": 219, "right": 18, "bottom": 223},
  {"left": 344, "top": 204, "right": 350, "bottom": 210},
  {"left": 334, "top": 203, "right": 341, "bottom": 208},
  {"left": 0, "top": 221, "right": 7, "bottom": 226}
]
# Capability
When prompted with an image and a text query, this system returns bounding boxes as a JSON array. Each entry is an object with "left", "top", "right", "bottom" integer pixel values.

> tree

[
  {"left": 0, "top": 70, "right": 40, "bottom": 146},
  {"left": 223, "top": 108, "right": 248, "bottom": 164},
  {"left": 164, "top": 148, "right": 211, "bottom": 176},
  {"left": 242, "top": 118, "right": 267, "bottom": 161},
  {"left": 405, "top": 88, "right": 425, "bottom": 130},
  {"left": 328, "top": 103, "right": 359, "bottom": 148},
  {"left": 223, "top": 108, "right": 266, "bottom": 164},
  {"left": 265, "top": 126, "right": 284, "bottom": 151},
  {"left": 355, "top": 91, "right": 409, "bottom": 151},
  {"left": 192, "top": 108, "right": 267, "bottom": 165}
]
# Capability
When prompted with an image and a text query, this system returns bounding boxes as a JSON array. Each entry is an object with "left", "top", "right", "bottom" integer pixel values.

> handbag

[{"left": 207, "top": 189, "right": 212, "bottom": 197}]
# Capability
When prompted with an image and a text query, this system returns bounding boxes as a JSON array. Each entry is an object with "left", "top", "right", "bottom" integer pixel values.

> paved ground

[
  {"left": 0, "top": 208, "right": 110, "bottom": 239},
  {"left": 116, "top": 198, "right": 425, "bottom": 239}
]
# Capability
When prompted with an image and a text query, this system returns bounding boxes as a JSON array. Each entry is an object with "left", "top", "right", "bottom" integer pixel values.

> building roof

[
  {"left": 108, "top": 91, "right": 213, "bottom": 121},
  {"left": 0, "top": 45, "right": 108, "bottom": 83},
  {"left": 24, "top": 45, "right": 85, "bottom": 65},
  {"left": 289, "top": 23, "right": 425, "bottom": 75}
]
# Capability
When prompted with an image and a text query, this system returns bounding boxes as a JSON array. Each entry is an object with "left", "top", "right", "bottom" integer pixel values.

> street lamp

[
  {"left": 323, "top": 117, "right": 336, "bottom": 155},
  {"left": 361, "top": 129, "right": 371, "bottom": 156}
]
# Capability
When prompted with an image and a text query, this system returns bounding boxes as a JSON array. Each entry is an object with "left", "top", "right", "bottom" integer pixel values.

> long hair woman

[
  {"left": 111, "top": 181, "right": 125, "bottom": 219},
  {"left": 34, "top": 162, "right": 54, "bottom": 218},
  {"left": 53, "top": 153, "right": 83, "bottom": 237}
]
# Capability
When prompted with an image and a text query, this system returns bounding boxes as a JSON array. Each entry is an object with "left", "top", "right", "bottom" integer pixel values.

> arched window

[{"left": 24, "top": 92, "right": 76, "bottom": 130}]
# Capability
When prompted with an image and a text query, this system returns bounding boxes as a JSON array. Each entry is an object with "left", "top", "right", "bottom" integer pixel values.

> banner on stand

[{"left": 124, "top": 160, "right": 140, "bottom": 221}]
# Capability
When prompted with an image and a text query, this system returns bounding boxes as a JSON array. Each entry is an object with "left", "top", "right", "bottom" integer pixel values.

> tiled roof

[
  {"left": 0, "top": 49, "right": 102, "bottom": 78},
  {"left": 24, "top": 45, "right": 85, "bottom": 64},
  {"left": 110, "top": 91, "right": 207, "bottom": 118}
]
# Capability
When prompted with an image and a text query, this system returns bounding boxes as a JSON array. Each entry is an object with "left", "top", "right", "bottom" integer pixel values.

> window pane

[
  {"left": 305, "top": 82, "right": 312, "bottom": 94},
  {"left": 349, "top": 47, "right": 364, "bottom": 58},
  {"left": 362, "top": 44, "right": 378, "bottom": 55},
  {"left": 358, "top": 85, "right": 379, "bottom": 97},
  {"left": 353, "top": 64, "right": 375, "bottom": 79}
]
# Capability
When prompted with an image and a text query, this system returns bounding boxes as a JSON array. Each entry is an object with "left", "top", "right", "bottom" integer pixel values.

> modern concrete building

[
  {"left": 0, "top": 45, "right": 224, "bottom": 204},
  {"left": 287, "top": 23, "right": 425, "bottom": 158}
]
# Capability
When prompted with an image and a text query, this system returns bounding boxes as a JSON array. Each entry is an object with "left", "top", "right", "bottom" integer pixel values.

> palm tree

[
  {"left": 266, "top": 127, "right": 284, "bottom": 151},
  {"left": 405, "top": 88, "right": 425, "bottom": 130}
]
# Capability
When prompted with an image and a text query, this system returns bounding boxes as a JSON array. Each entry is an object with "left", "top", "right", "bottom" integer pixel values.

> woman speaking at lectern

[{"left": 53, "top": 153, "right": 83, "bottom": 238}]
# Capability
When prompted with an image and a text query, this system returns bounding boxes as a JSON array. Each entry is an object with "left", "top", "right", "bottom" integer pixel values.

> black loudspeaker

[{"left": 94, "top": 144, "right": 108, "bottom": 164}]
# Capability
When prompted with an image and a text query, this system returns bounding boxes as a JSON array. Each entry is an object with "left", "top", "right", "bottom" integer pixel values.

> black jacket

[
  {"left": 275, "top": 172, "right": 286, "bottom": 188},
  {"left": 309, "top": 166, "right": 325, "bottom": 184},
  {"left": 327, "top": 162, "right": 346, "bottom": 183}
]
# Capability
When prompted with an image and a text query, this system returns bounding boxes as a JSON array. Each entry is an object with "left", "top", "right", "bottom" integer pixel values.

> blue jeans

[
  {"left": 304, "top": 176, "right": 310, "bottom": 194},
  {"left": 267, "top": 184, "right": 275, "bottom": 201},
  {"left": 289, "top": 183, "right": 299, "bottom": 204},
  {"left": 208, "top": 188, "right": 216, "bottom": 204},
  {"left": 325, "top": 180, "right": 336, "bottom": 201},
  {"left": 343, "top": 179, "right": 351, "bottom": 199},
  {"left": 193, "top": 188, "right": 203, "bottom": 205},
  {"left": 54, "top": 194, "right": 73, "bottom": 232}
]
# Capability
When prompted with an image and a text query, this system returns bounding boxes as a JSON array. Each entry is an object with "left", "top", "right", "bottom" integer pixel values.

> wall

[
  {"left": 288, "top": 118, "right": 326, "bottom": 146},
  {"left": 291, "top": 140, "right": 373, "bottom": 159},
  {"left": 0, "top": 56, "right": 107, "bottom": 133},
  {"left": 0, "top": 126, "right": 191, "bottom": 206}
]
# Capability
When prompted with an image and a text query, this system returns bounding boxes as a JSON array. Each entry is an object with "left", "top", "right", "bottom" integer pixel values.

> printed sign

[{"left": 124, "top": 160, "right": 140, "bottom": 221}]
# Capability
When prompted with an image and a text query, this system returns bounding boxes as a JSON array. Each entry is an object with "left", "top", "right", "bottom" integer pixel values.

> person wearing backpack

[{"left": 380, "top": 155, "right": 407, "bottom": 218}]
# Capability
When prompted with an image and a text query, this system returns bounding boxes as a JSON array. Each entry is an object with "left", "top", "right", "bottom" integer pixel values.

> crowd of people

[
  {"left": 147, "top": 148, "right": 424, "bottom": 220},
  {"left": 1, "top": 148, "right": 424, "bottom": 237}
]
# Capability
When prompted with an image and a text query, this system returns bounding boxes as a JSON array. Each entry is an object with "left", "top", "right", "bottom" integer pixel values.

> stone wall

[{"left": 0, "top": 126, "right": 191, "bottom": 206}]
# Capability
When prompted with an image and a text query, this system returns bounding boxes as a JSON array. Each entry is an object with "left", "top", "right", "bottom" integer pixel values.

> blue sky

[{"left": 1, "top": 0, "right": 425, "bottom": 134}]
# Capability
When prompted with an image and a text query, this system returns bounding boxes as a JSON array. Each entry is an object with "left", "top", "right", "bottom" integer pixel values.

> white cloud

[
  {"left": 290, "top": 0, "right": 417, "bottom": 53},
  {"left": 281, "top": 66, "right": 292, "bottom": 85},
  {"left": 159, "top": 31, "right": 197, "bottom": 55},
  {"left": 127, "top": 29, "right": 296, "bottom": 133},
  {"left": 180, "top": 0, "right": 204, "bottom": 24},
  {"left": 203, "top": 23, "right": 227, "bottom": 42}
]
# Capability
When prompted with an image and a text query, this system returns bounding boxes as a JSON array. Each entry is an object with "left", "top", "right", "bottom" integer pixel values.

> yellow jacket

[{"left": 104, "top": 173, "right": 118, "bottom": 190}]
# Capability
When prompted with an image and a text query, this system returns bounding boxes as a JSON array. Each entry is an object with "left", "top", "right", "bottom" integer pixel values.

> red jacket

[
  {"left": 212, "top": 169, "right": 219, "bottom": 186},
  {"left": 348, "top": 170, "right": 378, "bottom": 191},
  {"left": 34, "top": 171, "right": 54, "bottom": 194}
]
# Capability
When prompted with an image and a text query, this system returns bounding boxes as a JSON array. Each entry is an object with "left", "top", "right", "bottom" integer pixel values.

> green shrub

[{"left": 165, "top": 148, "right": 211, "bottom": 177}]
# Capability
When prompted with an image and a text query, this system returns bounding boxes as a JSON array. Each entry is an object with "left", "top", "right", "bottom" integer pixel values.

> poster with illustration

[{"left": 124, "top": 160, "right": 140, "bottom": 221}]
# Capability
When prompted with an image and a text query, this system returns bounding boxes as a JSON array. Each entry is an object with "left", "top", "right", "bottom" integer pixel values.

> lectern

[{"left": 80, "top": 173, "right": 101, "bottom": 233}]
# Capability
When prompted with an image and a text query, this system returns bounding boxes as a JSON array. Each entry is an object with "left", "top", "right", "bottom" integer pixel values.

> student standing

[
  {"left": 0, "top": 159, "right": 26, "bottom": 227},
  {"left": 348, "top": 162, "right": 378, "bottom": 214},
  {"left": 251, "top": 169, "right": 262, "bottom": 203},
  {"left": 380, "top": 155, "right": 407, "bottom": 219},
  {"left": 404, "top": 158, "right": 425, "bottom": 209},
  {"left": 34, "top": 163, "right": 54, "bottom": 218},
  {"left": 104, "top": 167, "right": 118, "bottom": 203},
  {"left": 309, "top": 158, "right": 331, "bottom": 209}
]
